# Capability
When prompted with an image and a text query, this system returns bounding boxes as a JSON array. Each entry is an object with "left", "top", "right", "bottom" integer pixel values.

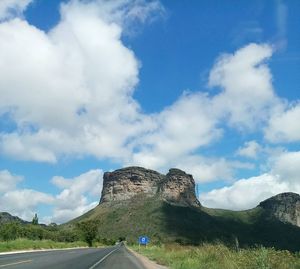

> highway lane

[{"left": 0, "top": 245, "right": 145, "bottom": 269}]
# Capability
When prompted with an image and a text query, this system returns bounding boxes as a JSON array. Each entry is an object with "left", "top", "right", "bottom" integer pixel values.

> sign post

[{"left": 138, "top": 236, "right": 149, "bottom": 249}]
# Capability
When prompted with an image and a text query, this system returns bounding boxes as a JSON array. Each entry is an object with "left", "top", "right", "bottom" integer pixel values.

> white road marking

[
  {"left": 0, "top": 260, "right": 32, "bottom": 268},
  {"left": 89, "top": 247, "right": 120, "bottom": 269}
]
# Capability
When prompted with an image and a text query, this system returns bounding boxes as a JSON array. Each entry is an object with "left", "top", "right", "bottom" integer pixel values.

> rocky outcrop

[
  {"left": 100, "top": 166, "right": 201, "bottom": 207},
  {"left": 160, "top": 168, "right": 200, "bottom": 207},
  {"left": 100, "top": 167, "right": 164, "bottom": 203},
  {"left": 259, "top": 192, "right": 300, "bottom": 227}
]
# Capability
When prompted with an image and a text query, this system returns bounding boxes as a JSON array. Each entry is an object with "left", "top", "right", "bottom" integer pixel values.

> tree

[
  {"left": 0, "top": 222, "right": 20, "bottom": 242},
  {"left": 76, "top": 220, "right": 98, "bottom": 247},
  {"left": 32, "top": 213, "right": 39, "bottom": 225}
]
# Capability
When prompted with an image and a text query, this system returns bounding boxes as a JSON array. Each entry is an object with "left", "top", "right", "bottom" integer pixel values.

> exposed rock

[
  {"left": 259, "top": 192, "right": 300, "bottom": 227},
  {"left": 160, "top": 168, "right": 200, "bottom": 207},
  {"left": 100, "top": 167, "right": 164, "bottom": 203},
  {"left": 100, "top": 166, "right": 201, "bottom": 207}
]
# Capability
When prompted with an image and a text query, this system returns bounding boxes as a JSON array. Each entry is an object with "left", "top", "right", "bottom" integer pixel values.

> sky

[{"left": 0, "top": 0, "right": 299, "bottom": 224}]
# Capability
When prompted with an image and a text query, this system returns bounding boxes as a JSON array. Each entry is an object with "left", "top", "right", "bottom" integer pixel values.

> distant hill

[
  {"left": 65, "top": 166, "right": 300, "bottom": 251},
  {"left": 0, "top": 212, "right": 29, "bottom": 225}
]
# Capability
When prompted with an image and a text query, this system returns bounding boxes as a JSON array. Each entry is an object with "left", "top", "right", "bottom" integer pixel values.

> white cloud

[
  {"left": 172, "top": 155, "right": 253, "bottom": 183},
  {"left": 209, "top": 43, "right": 278, "bottom": 130},
  {"left": 0, "top": 189, "right": 54, "bottom": 221},
  {"left": 0, "top": 168, "right": 103, "bottom": 223},
  {"left": 265, "top": 103, "right": 300, "bottom": 142},
  {"left": 0, "top": 170, "right": 23, "bottom": 193},
  {"left": 0, "top": 0, "right": 157, "bottom": 163},
  {"left": 200, "top": 174, "right": 289, "bottom": 210},
  {"left": 236, "top": 140, "right": 261, "bottom": 159},
  {"left": 0, "top": 170, "right": 54, "bottom": 221},
  {"left": 0, "top": 0, "right": 298, "bottom": 204},
  {"left": 128, "top": 92, "right": 221, "bottom": 170},
  {"left": 201, "top": 150, "right": 300, "bottom": 210},
  {"left": 126, "top": 43, "right": 277, "bottom": 179},
  {"left": 0, "top": 0, "right": 32, "bottom": 20},
  {"left": 50, "top": 169, "right": 103, "bottom": 223},
  {"left": 271, "top": 151, "right": 300, "bottom": 184}
]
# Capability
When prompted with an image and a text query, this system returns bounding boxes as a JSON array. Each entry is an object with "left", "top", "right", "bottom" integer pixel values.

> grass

[
  {"left": 0, "top": 238, "right": 89, "bottom": 252},
  {"left": 131, "top": 243, "right": 300, "bottom": 269}
]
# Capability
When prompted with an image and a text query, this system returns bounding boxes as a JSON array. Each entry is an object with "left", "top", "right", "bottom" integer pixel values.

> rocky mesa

[
  {"left": 100, "top": 166, "right": 200, "bottom": 207},
  {"left": 259, "top": 192, "right": 300, "bottom": 227},
  {"left": 99, "top": 166, "right": 300, "bottom": 228}
]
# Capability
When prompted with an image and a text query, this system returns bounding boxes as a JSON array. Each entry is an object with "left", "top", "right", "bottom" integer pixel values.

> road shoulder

[
  {"left": 0, "top": 247, "right": 89, "bottom": 256},
  {"left": 127, "top": 247, "right": 169, "bottom": 269}
]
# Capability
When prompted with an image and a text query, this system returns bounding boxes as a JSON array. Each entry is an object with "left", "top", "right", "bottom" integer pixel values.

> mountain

[
  {"left": 67, "top": 167, "right": 300, "bottom": 251},
  {"left": 259, "top": 192, "right": 300, "bottom": 226},
  {"left": 0, "top": 212, "right": 28, "bottom": 225},
  {"left": 100, "top": 167, "right": 200, "bottom": 207}
]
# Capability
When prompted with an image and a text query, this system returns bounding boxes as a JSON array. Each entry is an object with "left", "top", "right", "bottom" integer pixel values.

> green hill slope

[{"left": 68, "top": 194, "right": 300, "bottom": 251}]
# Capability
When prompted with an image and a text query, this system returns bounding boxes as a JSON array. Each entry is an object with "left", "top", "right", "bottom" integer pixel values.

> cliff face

[
  {"left": 100, "top": 167, "right": 164, "bottom": 203},
  {"left": 259, "top": 192, "right": 300, "bottom": 227},
  {"left": 100, "top": 166, "right": 201, "bottom": 207},
  {"left": 160, "top": 168, "right": 200, "bottom": 207}
]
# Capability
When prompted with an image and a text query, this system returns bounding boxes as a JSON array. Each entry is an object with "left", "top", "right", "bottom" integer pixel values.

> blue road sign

[{"left": 138, "top": 236, "right": 149, "bottom": 245}]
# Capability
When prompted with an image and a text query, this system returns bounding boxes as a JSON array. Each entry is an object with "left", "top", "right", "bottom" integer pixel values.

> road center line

[
  {"left": 0, "top": 260, "right": 32, "bottom": 268},
  {"left": 89, "top": 247, "right": 120, "bottom": 269}
]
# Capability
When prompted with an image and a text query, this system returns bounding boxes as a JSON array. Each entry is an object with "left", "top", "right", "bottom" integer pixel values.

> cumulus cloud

[
  {"left": 50, "top": 169, "right": 103, "bottom": 223},
  {"left": 0, "top": 0, "right": 285, "bottom": 185},
  {"left": 126, "top": 43, "right": 278, "bottom": 178},
  {"left": 200, "top": 174, "right": 289, "bottom": 210},
  {"left": 271, "top": 151, "right": 300, "bottom": 184},
  {"left": 200, "top": 150, "right": 300, "bottom": 210},
  {"left": 0, "top": 0, "right": 158, "bottom": 163},
  {"left": 0, "top": 0, "right": 278, "bottom": 183},
  {"left": 128, "top": 92, "right": 221, "bottom": 170},
  {"left": 0, "top": 170, "right": 54, "bottom": 221},
  {"left": 209, "top": 43, "right": 279, "bottom": 130},
  {"left": 0, "top": 168, "right": 103, "bottom": 223},
  {"left": 0, "top": 0, "right": 32, "bottom": 20},
  {"left": 0, "top": 189, "right": 54, "bottom": 221},
  {"left": 0, "top": 170, "right": 23, "bottom": 193},
  {"left": 236, "top": 140, "right": 261, "bottom": 159},
  {"left": 265, "top": 103, "right": 300, "bottom": 142}
]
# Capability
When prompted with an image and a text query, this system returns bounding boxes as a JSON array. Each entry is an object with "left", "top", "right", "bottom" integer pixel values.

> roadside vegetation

[
  {"left": 0, "top": 239, "right": 87, "bottom": 252},
  {"left": 132, "top": 243, "right": 300, "bottom": 269},
  {"left": 0, "top": 220, "right": 115, "bottom": 252}
]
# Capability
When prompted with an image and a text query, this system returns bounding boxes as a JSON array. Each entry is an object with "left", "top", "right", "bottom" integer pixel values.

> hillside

[
  {"left": 67, "top": 166, "right": 300, "bottom": 251},
  {"left": 0, "top": 212, "right": 28, "bottom": 225}
]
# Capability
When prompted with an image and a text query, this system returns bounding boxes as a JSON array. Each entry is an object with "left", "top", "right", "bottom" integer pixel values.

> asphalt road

[{"left": 0, "top": 245, "right": 145, "bottom": 269}]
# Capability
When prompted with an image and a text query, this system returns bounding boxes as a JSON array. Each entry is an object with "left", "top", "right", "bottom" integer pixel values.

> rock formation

[
  {"left": 259, "top": 192, "right": 300, "bottom": 227},
  {"left": 160, "top": 168, "right": 200, "bottom": 207},
  {"left": 100, "top": 166, "right": 201, "bottom": 207},
  {"left": 100, "top": 167, "right": 164, "bottom": 203}
]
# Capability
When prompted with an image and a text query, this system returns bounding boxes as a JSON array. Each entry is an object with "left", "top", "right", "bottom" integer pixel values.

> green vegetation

[
  {"left": 131, "top": 243, "right": 300, "bottom": 269},
  {"left": 0, "top": 238, "right": 87, "bottom": 252},
  {"left": 32, "top": 213, "right": 39, "bottom": 225},
  {"left": 76, "top": 220, "right": 98, "bottom": 247},
  {"left": 68, "top": 194, "right": 300, "bottom": 251},
  {"left": 0, "top": 220, "right": 113, "bottom": 252},
  {"left": 0, "top": 222, "right": 79, "bottom": 243}
]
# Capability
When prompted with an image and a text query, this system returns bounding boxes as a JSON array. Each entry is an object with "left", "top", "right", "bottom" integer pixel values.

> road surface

[{"left": 0, "top": 245, "right": 145, "bottom": 269}]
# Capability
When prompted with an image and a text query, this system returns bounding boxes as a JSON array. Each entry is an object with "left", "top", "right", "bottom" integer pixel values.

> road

[{"left": 0, "top": 245, "right": 145, "bottom": 269}]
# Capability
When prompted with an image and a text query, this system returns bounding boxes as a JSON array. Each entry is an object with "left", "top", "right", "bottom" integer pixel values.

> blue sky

[{"left": 0, "top": 0, "right": 299, "bottom": 223}]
